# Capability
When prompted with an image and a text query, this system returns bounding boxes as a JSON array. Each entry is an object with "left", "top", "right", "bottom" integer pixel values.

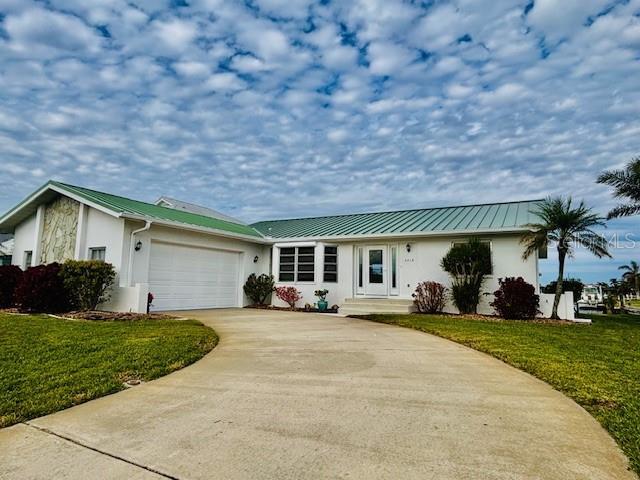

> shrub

[
  {"left": 491, "top": 277, "right": 540, "bottom": 320},
  {"left": 412, "top": 281, "right": 447, "bottom": 314},
  {"left": 441, "top": 238, "right": 492, "bottom": 314},
  {"left": 243, "top": 273, "right": 275, "bottom": 305},
  {"left": 0, "top": 265, "right": 23, "bottom": 308},
  {"left": 275, "top": 286, "right": 302, "bottom": 310},
  {"left": 14, "top": 263, "right": 70, "bottom": 313},
  {"left": 60, "top": 260, "right": 116, "bottom": 311}
]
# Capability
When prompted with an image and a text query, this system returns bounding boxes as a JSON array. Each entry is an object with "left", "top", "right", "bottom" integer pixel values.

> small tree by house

[
  {"left": 275, "top": 286, "right": 302, "bottom": 310},
  {"left": 412, "top": 281, "right": 447, "bottom": 314},
  {"left": 491, "top": 277, "right": 539, "bottom": 320},
  {"left": 60, "top": 260, "right": 116, "bottom": 311},
  {"left": 243, "top": 273, "right": 275, "bottom": 305},
  {"left": 521, "top": 197, "right": 610, "bottom": 319},
  {"left": 441, "top": 238, "right": 492, "bottom": 314}
]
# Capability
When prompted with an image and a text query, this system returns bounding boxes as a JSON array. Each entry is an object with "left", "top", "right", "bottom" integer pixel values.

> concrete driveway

[{"left": 0, "top": 309, "right": 634, "bottom": 480}]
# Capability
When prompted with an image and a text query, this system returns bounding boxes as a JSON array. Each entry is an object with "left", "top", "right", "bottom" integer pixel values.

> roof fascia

[{"left": 260, "top": 227, "right": 531, "bottom": 243}]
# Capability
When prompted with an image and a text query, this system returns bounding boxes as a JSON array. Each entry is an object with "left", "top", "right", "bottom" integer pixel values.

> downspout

[{"left": 127, "top": 221, "right": 151, "bottom": 286}]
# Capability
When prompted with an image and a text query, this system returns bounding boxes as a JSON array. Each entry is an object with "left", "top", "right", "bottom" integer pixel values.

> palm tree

[
  {"left": 619, "top": 260, "right": 640, "bottom": 297},
  {"left": 521, "top": 197, "right": 610, "bottom": 319},
  {"left": 597, "top": 156, "right": 640, "bottom": 219}
]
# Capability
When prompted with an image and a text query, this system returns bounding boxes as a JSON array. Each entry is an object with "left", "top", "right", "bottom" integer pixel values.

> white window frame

[
  {"left": 89, "top": 246, "right": 106, "bottom": 262},
  {"left": 323, "top": 245, "right": 338, "bottom": 283},
  {"left": 278, "top": 246, "right": 315, "bottom": 283},
  {"left": 23, "top": 250, "right": 33, "bottom": 269}
]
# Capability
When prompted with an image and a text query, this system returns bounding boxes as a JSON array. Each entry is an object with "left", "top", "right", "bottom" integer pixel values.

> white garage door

[{"left": 149, "top": 242, "right": 240, "bottom": 311}]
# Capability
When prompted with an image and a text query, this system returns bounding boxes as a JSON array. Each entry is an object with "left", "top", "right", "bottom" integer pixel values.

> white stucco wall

[
  {"left": 11, "top": 213, "right": 36, "bottom": 268},
  {"left": 82, "top": 208, "right": 126, "bottom": 268},
  {"left": 271, "top": 234, "right": 540, "bottom": 315}
]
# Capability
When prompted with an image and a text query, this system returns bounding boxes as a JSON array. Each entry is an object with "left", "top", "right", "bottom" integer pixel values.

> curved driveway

[{"left": 1, "top": 309, "right": 635, "bottom": 479}]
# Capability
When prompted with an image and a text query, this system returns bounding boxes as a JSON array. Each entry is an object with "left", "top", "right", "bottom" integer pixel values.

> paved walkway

[{"left": 0, "top": 309, "right": 635, "bottom": 479}]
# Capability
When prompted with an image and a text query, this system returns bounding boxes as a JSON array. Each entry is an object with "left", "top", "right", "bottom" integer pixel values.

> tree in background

[
  {"left": 521, "top": 197, "right": 610, "bottom": 319},
  {"left": 619, "top": 261, "right": 640, "bottom": 296},
  {"left": 542, "top": 278, "right": 584, "bottom": 303},
  {"left": 608, "top": 278, "right": 631, "bottom": 309},
  {"left": 597, "top": 156, "right": 640, "bottom": 219}
]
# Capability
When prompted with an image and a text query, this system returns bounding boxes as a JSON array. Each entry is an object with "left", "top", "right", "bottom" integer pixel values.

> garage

[{"left": 149, "top": 241, "right": 240, "bottom": 311}]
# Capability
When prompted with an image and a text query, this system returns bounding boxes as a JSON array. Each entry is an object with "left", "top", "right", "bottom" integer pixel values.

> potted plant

[{"left": 314, "top": 289, "right": 329, "bottom": 312}]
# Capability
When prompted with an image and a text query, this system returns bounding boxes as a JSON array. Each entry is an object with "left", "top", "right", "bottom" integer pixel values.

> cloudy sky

[{"left": 0, "top": 0, "right": 639, "bottom": 283}]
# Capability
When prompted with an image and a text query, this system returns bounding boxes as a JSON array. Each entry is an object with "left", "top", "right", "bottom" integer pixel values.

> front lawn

[
  {"left": 0, "top": 313, "right": 217, "bottom": 428},
  {"left": 354, "top": 312, "right": 640, "bottom": 476}
]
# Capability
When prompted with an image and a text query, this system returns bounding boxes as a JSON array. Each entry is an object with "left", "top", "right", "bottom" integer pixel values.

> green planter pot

[{"left": 317, "top": 299, "right": 328, "bottom": 312}]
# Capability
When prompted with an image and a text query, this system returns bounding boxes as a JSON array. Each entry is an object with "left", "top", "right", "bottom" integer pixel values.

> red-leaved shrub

[
  {"left": 0, "top": 265, "right": 23, "bottom": 308},
  {"left": 412, "top": 281, "right": 447, "bottom": 314},
  {"left": 14, "top": 263, "right": 71, "bottom": 313},
  {"left": 275, "top": 286, "right": 302, "bottom": 310},
  {"left": 490, "top": 277, "right": 539, "bottom": 320}
]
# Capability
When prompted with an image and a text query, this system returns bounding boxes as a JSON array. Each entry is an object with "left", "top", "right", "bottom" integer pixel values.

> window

[
  {"left": 89, "top": 247, "right": 106, "bottom": 262},
  {"left": 368, "top": 249, "right": 383, "bottom": 283},
  {"left": 278, "top": 246, "right": 315, "bottom": 282},
  {"left": 323, "top": 246, "right": 338, "bottom": 282},
  {"left": 391, "top": 245, "right": 397, "bottom": 290},
  {"left": 23, "top": 251, "right": 32, "bottom": 269},
  {"left": 452, "top": 240, "right": 492, "bottom": 275},
  {"left": 357, "top": 248, "right": 363, "bottom": 288}
]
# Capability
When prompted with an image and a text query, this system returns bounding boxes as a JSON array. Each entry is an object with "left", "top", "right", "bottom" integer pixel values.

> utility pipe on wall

[{"left": 127, "top": 221, "right": 151, "bottom": 286}]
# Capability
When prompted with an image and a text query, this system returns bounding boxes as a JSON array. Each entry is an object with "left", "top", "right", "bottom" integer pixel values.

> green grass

[
  {"left": 0, "top": 313, "right": 217, "bottom": 428},
  {"left": 354, "top": 312, "right": 640, "bottom": 476}
]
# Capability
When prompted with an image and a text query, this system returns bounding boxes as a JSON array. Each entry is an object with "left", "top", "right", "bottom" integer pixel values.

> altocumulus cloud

[{"left": 0, "top": 0, "right": 639, "bottom": 282}]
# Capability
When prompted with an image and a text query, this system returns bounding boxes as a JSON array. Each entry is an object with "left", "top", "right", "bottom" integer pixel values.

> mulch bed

[
  {"left": 246, "top": 305, "right": 340, "bottom": 314},
  {"left": 58, "top": 311, "right": 179, "bottom": 321},
  {"left": 401, "top": 312, "right": 574, "bottom": 324}
]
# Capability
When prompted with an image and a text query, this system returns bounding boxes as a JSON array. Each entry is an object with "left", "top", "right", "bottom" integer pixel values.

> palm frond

[
  {"left": 607, "top": 203, "right": 640, "bottom": 219},
  {"left": 574, "top": 230, "right": 612, "bottom": 258}
]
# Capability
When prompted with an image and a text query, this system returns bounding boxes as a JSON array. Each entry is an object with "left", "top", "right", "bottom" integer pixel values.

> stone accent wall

[{"left": 40, "top": 196, "right": 79, "bottom": 264}]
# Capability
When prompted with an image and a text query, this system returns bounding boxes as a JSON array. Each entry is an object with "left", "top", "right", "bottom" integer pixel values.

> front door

[{"left": 365, "top": 245, "right": 387, "bottom": 295}]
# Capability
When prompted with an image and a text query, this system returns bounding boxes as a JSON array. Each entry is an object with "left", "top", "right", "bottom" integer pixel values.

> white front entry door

[{"left": 365, "top": 245, "right": 387, "bottom": 295}]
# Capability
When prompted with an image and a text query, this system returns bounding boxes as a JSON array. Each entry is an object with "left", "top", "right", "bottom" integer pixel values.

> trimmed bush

[
  {"left": 275, "top": 286, "right": 302, "bottom": 310},
  {"left": 243, "top": 273, "right": 275, "bottom": 305},
  {"left": 491, "top": 277, "right": 540, "bottom": 320},
  {"left": 412, "top": 281, "right": 447, "bottom": 314},
  {"left": 0, "top": 265, "right": 23, "bottom": 308},
  {"left": 14, "top": 263, "right": 70, "bottom": 313},
  {"left": 60, "top": 260, "right": 116, "bottom": 311},
  {"left": 441, "top": 238, "right": 492, "bottom": 314}
]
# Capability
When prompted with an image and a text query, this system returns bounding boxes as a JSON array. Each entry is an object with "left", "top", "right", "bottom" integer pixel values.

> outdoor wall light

[
  {"left": 406, "top": 243, "right": 411, "bottom": 253},
  {"left": 253, "top": 255, "right": 259, "bottom": 263},
  {"left": 135, "top": 241, "right": 143, "bottom": 251}
]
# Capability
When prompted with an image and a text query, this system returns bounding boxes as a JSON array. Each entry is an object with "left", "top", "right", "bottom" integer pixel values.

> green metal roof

[
  {"left": 250, "top": 200, "right": 543, "bottom": 239},
  {"left": 50, "top": 182, "right": 264, "bottom": 238}
]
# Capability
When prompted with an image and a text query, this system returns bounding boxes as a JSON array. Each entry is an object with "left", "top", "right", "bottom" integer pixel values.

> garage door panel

[{"left": 149, "top": 242, "right": 240, "bottom": 311}]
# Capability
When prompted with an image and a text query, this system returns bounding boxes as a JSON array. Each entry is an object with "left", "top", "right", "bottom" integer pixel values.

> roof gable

[
  {"left": 0, "top": 181, "right": 264, "bottom": 240},
  {"left": 250, "top": 200, "right": 543, "bottom": 239}
]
